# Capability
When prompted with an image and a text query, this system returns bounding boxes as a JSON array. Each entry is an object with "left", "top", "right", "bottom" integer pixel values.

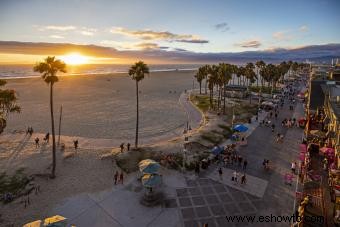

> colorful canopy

[
  {"left": 142, "top": 173, "right": 162, "bottom": 188},
  {"left": 233, "top": 124, "right": 248, "bottom": 132},
  {"left": 44, "top": 215, "right": 67, "bottom": 227},
  {"left": 138, "top": 159, "right": 160, "bottom": 174}
]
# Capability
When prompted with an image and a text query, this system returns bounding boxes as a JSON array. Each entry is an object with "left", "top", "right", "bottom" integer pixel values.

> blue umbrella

[
  {"left": 142, "top": 174, "right": 162, "bottom": 188},
  {"left": 211, "top": 146, "right": 223, "bottom": 155},
  {"left": 138, "top": 159, "right": 161, "bottom": 174},
  {"left": 233, "top": 124, "right": 248, "bottom": 132}
]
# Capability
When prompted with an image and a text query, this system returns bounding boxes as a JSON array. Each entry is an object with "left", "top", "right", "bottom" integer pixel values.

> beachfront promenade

[{"left": 44, "top": 83, "right": 305, "bottom": 227}]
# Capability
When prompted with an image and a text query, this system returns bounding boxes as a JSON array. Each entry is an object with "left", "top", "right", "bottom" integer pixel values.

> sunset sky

[{"left": 0, "top": 0, "right": 339, "bottom": 64}]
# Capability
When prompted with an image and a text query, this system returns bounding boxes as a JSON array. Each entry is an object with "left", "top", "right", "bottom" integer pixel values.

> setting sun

[{"left": 60, "top": 53, "right": 89, "bottom": 65}]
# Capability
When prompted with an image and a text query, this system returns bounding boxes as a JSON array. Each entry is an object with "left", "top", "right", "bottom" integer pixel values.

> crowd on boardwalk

[{"left": 196, "top": 77, "right": 306, "bottom": 189}]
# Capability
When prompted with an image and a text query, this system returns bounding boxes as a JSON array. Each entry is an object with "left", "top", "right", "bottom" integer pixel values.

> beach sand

[
  {"left": 0, "top": 70, "right": 206, "bottom": 226},
  {"left": 4, "top": 70, "right": 196, "bottom": 147}
]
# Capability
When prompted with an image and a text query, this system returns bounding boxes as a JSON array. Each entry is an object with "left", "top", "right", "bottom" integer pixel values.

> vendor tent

[
  {"left": 233, "top": 124, "right": 248, "bottom": 132},
  {"left": 138, "top": 159, "right": 160, "bottom": 174}
]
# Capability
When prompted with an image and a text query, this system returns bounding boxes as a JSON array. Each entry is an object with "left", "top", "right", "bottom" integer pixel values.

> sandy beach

[{"left": 3, "top": 70, "right": 197, "bottom": 147}]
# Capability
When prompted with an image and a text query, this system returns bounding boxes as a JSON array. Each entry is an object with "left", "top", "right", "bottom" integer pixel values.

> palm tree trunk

[
  {"left": 199, "top": 82, "right": 202, "bottom": 94},
  {"left": 205, "top": 78, "right": 207, "bottom": 94},
  {"left": 223, "top": 83, "right": 226, "bottom": 114},
  {"left": 50, "top": 83, "right": 56, "bottom": 178},
  {"left": 135, "top": 81, "right": 139, "bottom": 148}
]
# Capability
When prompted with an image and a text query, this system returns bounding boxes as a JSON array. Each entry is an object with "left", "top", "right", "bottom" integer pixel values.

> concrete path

[{"left": 207, "top": 168, "right": 268, "bottom": 198}]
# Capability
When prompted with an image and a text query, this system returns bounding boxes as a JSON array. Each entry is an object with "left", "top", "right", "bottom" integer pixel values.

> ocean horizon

[{"left": 0, "top": 63, "right": 201, "bottom": 79}]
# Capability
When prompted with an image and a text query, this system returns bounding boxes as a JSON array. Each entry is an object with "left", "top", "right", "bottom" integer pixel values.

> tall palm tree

[
  {"left": 195, "top": 67, "right": 205, "bottom": 94},
  {"left": 203, "top": 65, "right": 211, "bottom": 94},
  {"left": 33, "top": 56, "right": 66, "bottom": 178},
  {"left": 256, "top": 60, "right": 266, "bottom": 88},
  {"left": 128, "top": 61, "right": 149, "bottom": 149},
  {"left": 218, "top": 63, "right": 232, "bottom": 114},
  {"left": 244, "top": 63, "right": 256, "bottom": 103},
  {"left": 208, "top": 65, "right": 219, "bottom": 109}
]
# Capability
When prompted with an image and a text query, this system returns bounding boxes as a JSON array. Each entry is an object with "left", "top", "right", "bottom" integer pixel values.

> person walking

[
  {"left": 114, "top": 171, "right": 118, "bottom": 185},
  {"left": 44, "top": 132, "right": 50, "bottom": 143},
  {"left": 120, "top": 143, "right": 124, "bottom": 153},
  {"left": 291, "top": 162, "right": 296, "bottom": 174},
  {"left": 243, "top": 159, "right": 248, "bottom": 170},
  {"left": 127, "top": 143, "right": 131, "bottom": 151},
  {"left": 238, "top": 155, "right": 243, "bottom": 167},
  {"left": 241, "top": 174, "right": 246, "bottom": 185},
  {"left": 233, "top": 171, "right": 238, "bottom": 184},
  {"left": 35, "top": 137, "right": 40, "bottom": 148},
  {"left": 73, "top": 139, "right": 78, "bottom": 150},
  {"left": 119, "top": 172, "right": 124, "bottom": 184},
  {"left": 218, "top": 167, "right": 223, "bottom": 181}
]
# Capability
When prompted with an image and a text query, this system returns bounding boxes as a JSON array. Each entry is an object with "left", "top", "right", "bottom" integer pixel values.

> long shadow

[{"left": 5, "top": 134, "right": 31, "bottom": 168}]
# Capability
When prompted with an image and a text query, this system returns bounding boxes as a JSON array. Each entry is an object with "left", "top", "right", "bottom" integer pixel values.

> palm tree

[
  {"left": 218, "top": 63, "right": 233, "bottom": 113},
  {"left": 208, "top": 65, "right": 218, "bottom": 109},
  {"left": 128, "top": 61, "right": 149, "bottom": 149},
  {"left": 203, "top": 65, "right": 211, "bottom": 94},
  {"left": 237, "top": 66, "right": 246, "bottom": 86},
  {"left": 244, "top": 63, "right": 256, "bottom": 103},
  {"left": 195, "top": 67, "right": 205, "bottom": 94},
  {"left": 256, "top": 60, "right": 266, "bottom": 89},
  {"left": 0, "top": 79, "right": 21, "bottom": 134},
  {"left": 33, "top": 56, "right": 66, "bottom": 178}
]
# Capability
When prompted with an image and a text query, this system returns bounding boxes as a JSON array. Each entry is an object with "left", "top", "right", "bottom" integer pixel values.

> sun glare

[{"left": 60, "top": 53, "right": 89, "bottom": 65}]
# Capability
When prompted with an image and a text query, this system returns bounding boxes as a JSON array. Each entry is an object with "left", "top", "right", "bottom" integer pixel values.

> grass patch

[
  {"left": 200, "top": 131, "right": 223, "bottom": 145},
  {"left": 0, "top": 168, "right": 30, "bottom": 203},
  {"left": 190, "top": 94, "right": 210, "bottom": 112}
]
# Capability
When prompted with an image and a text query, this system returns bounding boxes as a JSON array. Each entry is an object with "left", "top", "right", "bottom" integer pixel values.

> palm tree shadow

[{"left": 6, "top": 134, "right": 31, "bottom": 167}]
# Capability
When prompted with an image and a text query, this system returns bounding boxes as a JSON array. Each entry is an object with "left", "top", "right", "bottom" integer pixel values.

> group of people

[
  {"left": 223, "top": 153, "right": 248, "bottom": 170},
  {"left": 120, "top": 142, "right": 131, "bottom": 152},
  {"left": 281, "top": 118, "right": 297, "bottom": 128},
  {"left": 34, "top": 132, "right": 50, "bottom": 148},
  {"left": 113, "top": 171, "right": 124, "bottom": 185},
  {"left": 26, "top": 126, "right": 34, "bottom": 136},
  {"left": 217, "top": 168, "right": 247, "bottom": 185}
]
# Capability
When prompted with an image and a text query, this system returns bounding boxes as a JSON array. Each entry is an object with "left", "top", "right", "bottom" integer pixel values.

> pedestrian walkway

[{"left": 207, "top": 167, "right": 268, "bottom": 198}]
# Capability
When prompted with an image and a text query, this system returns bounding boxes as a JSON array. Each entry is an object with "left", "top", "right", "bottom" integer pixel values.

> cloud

[
  {"left": 299, "top": 25, "right": 308, "bottom": 32},
  {"left": 0, "top": 41, "right": 339, "bottom": 64},
  {"left": 39, "top": 25, "right": 76, "bottom": 31},
  {"left": 110, "top": 27, "right": 208, "bottom": 44},
  {"left": 49, "top": 35, "right": 64, "bottom": 39},
  {"left": 214, "top": 22, "right": 230, "bottom": 32},
  {"left": 79, "top": 27, "right": 97, "bottom": 36},
  {"left": 273, "top": 31, "right": 293, "bottom": 41},
  {"left": 80, "top": 31, "right": 94, "bottom": 36},
  {"left": 235, "top": 40, "right": 262, "bottom": 48},
  {"left": 173, "top": 48, "right": 187, "bottom": 52},
  {"left": 135, "top": 42, "right": 161, "bottom": 50}
]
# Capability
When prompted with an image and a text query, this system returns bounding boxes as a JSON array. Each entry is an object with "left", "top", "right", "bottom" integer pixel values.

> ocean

[{"left": 0, "top": 64, "right": 202, "bottom": 79}]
